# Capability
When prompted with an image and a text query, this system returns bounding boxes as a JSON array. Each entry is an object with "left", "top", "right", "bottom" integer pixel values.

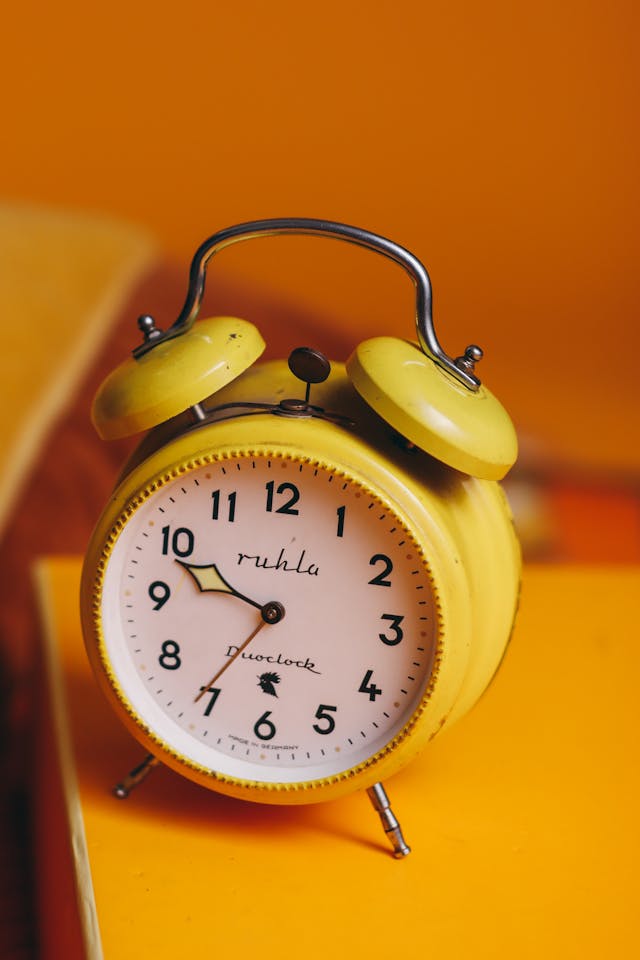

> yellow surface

[
  {"left": 93, "top": 316, "right": 266, "bottom": 439},
  {"left": 35, "top": 557, "right": 639, "bottom": 959},
  {"left": 0, "top": 205, "right": 155, "bottom": 534}
]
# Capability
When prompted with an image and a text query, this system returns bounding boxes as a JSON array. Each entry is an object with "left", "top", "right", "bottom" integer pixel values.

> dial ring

[{"left": 87, "top": 446, "right": 445, "bottom": 801}]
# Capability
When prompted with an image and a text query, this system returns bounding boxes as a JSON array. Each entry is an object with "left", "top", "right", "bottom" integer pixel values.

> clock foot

[
  {"left": 113, "top": 753, "right": 160, "bottom": 799},
  {"left": 367, "top": 782, "right": 411, "bottom": 858}
]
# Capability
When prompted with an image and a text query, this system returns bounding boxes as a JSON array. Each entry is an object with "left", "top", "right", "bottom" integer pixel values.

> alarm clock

[{"left": 80, "top": 219, "right": 520, "bottom": 858}]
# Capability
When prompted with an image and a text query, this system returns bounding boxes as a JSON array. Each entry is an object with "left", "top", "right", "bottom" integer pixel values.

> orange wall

[{"left": 2, "top": 1, "right": 638, "bottom": 474}]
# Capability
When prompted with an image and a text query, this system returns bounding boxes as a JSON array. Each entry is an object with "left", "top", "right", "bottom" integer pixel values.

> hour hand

[
  {"left": 176, "top": 561, "right": 284, "bottom": 624},
  {"left": 177, "top": 561, "right": 262, "bottom": 607}
]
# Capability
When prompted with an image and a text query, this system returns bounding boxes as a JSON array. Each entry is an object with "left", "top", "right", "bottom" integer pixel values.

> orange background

[
  {"left": 0, "top": 8, "right": 637, "bottom": 951},
  {"left": 2, "top": 0, "right": 638, "bottom": 475}
]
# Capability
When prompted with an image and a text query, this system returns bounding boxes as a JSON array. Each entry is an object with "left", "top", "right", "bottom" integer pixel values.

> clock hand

[
  {"left": 178, "top": 559, "right": 284, "bottom": 624},
  {"left": 177, "top": 560, "right": 264, "bottom": 610},
  {"left": 195, "top": 617, "right": 265, "bottom": 701},
  {"left": 194, "top": 599, "right": 285, "bottom": 702}
]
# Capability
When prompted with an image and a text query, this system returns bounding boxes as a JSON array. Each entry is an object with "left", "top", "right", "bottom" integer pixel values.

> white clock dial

[{"left": 99, "top": 452, "right": 439, "bottom": 786}]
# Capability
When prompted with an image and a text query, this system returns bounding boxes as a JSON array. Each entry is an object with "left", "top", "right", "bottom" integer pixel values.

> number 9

[{"left": 149, "top": 580, "right": 171, "bottom": 610}]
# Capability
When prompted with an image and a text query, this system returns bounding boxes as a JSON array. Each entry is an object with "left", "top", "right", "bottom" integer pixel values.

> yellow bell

[
  {"left": 347, "top": 336, "right": 517, "bottom": 480},
  {"left": 92, "top": 315, "right": 265, "bottom": 440}
]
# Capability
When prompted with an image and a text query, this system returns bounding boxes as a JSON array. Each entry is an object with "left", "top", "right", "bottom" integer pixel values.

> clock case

[{"left": 80, "top": 219, "right": 520, "bottom": 855}]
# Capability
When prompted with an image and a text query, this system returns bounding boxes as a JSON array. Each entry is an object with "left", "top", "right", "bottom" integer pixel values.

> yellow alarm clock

[{"left": 80, "top": 219, "right": 520, "bottom": 858}]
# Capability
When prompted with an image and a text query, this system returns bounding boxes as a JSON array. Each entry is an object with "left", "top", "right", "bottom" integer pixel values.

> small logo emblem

[{"left": 258, "top": 672, "right": 281, "bottom": 697}]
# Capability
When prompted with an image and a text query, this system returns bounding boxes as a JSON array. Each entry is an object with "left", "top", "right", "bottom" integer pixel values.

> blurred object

[
  {"left": 505, "top": 471, "right": 640, "bottom": 564},
  {"left": 546, "top": 481, "right": 640, "bottom": 563},
  {"left": 505, "top": 432, "right": 640, "bottom": 563},
  {"left": 0, "top": 204, "right": 156, "bottom": 765},
  {"left": 0, "top": 205, "right": 156, "bottom": 538},
  {"left": 504, "top": 469, "right": 640, "bottom": 564}
]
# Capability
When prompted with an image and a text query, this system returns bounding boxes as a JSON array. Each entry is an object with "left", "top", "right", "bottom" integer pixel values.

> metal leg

[
  {"left": 113, "top": 753, "right": 160, "bottom": 799},
  {"left": 367, "top": 782, "right": 411, "bottom": 858}
]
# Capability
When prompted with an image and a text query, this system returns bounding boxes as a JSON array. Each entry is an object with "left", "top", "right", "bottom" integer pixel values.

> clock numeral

[
  {"left": 336, "top": 505, "right": 346, "bottom": 538},
  {"left": 312, "top": 703, "right": 337, "bottom": 735},
  {"left": 379, "top": 613, "right": 404, "bottom": 646},
  {"left": 368, "top": 553, "right": 393, "bottom": 587},
  {"left": 161, "top": 525, "right": 194, "bottom": 558},
  {"left": 253, "top": 710, "right": 277, "bottom": 741},
  {"left": 158, "top": 640, "right": 181, "bottom": 670},
  {"left": 358, "top": 669, "right": 382, "bottom": 701},
  {"left": 211, "top": 490, "right": 237, "bottom": 522},
  {"left": 265, "top": 481, "right": 300, "bottom": 515},
  {"left": 199, "top": 686, "right": 221, "bottom": 716},
  {"left": 148, "top": 580, "right": 171, "bottom": 610}
]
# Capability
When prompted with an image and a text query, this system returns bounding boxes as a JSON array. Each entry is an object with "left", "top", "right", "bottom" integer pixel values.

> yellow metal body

[
  {"left": 81, "top": 357, "right": 521, "bottom": 805},
  {"left": 92, "top": 316, "right": 266, "bottom": 440},
  {"left": 347, "top": 336, "right": 518, "bottom": 480}
]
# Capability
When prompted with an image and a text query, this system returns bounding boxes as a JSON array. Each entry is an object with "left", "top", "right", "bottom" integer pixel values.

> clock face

[{"left": 97, "top": 452, "right": 439, "bottom": 788}]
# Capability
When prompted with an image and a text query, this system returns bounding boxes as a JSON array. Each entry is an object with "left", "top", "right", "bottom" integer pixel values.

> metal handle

[{"left": 134, "top": 218, "right": 481, "bottom": 390}]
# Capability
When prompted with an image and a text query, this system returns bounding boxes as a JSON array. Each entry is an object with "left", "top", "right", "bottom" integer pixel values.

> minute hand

[{"left": 194, "top": 616, "right": 268, "bottom": 701}]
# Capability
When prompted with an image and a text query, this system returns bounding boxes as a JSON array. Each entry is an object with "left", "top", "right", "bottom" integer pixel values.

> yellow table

[{"left": 34, "top": 558, "right": 639, "bottom": 959}]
